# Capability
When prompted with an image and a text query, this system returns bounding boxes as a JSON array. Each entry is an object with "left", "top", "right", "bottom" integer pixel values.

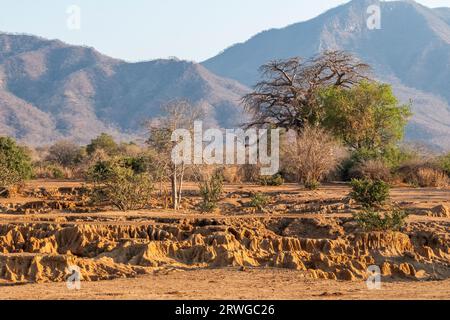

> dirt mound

[{"left": 0, "top": 217, "right": 448, "bottom": 284}]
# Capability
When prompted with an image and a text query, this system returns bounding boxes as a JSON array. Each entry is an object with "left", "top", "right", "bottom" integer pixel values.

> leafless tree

[
  {"left": 147, "top": 99, "right": 204, "bottom": 210},
  {"left": 243, "top": 51, "right": 370, "bottom": 131}
]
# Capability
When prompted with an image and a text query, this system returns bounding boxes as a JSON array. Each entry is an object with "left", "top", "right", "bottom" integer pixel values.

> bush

[
  {"left": 45, "top": 140, "right": 84, "bottom": 168},
  {"left": 396, "top": 161, "right": 449, "bottom": 188},
  {"left": 348, "top": 159, "right": 392, "bottom": 182},
  {"left": 249, "top": 193, "right": 269, "bottom": 211},
  {"left": 38, "top": 165, "right": 66, "bottom": 179},
  {"left": 258, "top": 174, "right": 284, "bottom": 186},
  {"left": 198, "top": 173, "right": 224, "bottom": 212},
  {"left": 350, "top": 178, "right": 390, "bottom": 208},
  {"left": 438, "top": 153, "right": 450, "bottom": 176},
  {"left": 88, "top": 160, "right": 153, "bottom": 211},
  {"left": 304, "top": 180, "right": 321, "bottom": 190},
  {"left": 340, "top": 146, "right": 414, "bottom": 181},
  {"left": 0, "top": 137, "right": 33, "bottom": 196},
  {"left": 353, "top": 209, "right": 409, "bottom": 232},
  {"left": 282, "top": 126, "right": 341, "bottom": 189},
  {"left": 86, "top": 133, "right": 118, "bottom": 156}
]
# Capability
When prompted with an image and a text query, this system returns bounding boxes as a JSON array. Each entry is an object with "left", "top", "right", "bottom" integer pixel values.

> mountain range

[
  {"left": 0, "top": 34, "right": 247, "bottom": 145},
  {"left": 204, "top": 0, "right": 450, "bottom": 150},
  {"left": 1, "top": 0, "right": 450, "bottom": 150}
]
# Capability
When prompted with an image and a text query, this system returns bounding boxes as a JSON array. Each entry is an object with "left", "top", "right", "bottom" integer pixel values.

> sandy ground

[
  {"left": 0, "top": 268, "right": 448, "bottom": 300},
  {"left": 1, "top": 181, "right": 449, "bottom": 300}
]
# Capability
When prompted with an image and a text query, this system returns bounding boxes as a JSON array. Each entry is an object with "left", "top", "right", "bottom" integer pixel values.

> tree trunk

[
  {"left": 171, "top": 164, "right": 178, "bottom": 210},
  {"left": 178, "top": 162, "right": 185, "bottom": 208}
]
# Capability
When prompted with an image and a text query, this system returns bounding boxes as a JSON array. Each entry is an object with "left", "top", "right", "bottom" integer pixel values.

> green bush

[
  {"left": 0, "top": 137, "right": 33, "bottom": 196},
  {"left": 439, "top": 153, "right": 450, "bottom": 176},
  {"left": 88, "top": 160, "right": 116, "bottom": 181},
  {"left": 86, "top": 133, "right": 118, "bottom": 156},
  {"left": 48, "top": 165, "right": 65, "bottom": 179},
  {"left": 353, "top": 209, "right": 409, "bottom": 232},
  {"left": 258, "top": 174, "right": 284, "bottom": 186},
  {"left": 341, "top": 146, "right": 414, "bottom": 181},
  {"left": 199, "top": 173, "right": 223, "bottom": 212},
  {"left": 122, "top": 156, "right": 150, "bottom": 174},
  {"left": 87, "top": 160, "right": 153, "bottom": 211},
  {"left": 304, "top": 179, "right": 321, "bottom": 190},
  {"left": 350, "top": 178, "right": 390, "bottom": 208},
  {"left": 249, "top": 193, "right": 269, "bottom": 211}
]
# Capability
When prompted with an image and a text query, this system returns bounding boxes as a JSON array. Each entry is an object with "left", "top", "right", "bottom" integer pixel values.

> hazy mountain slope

[
  {"left": 434, "top": 7, "right": 450, "bottom": 25},
  {"left": 0, "top": 33, "right": 248, "bottom": 145},
  {"left": 203, "top": 0, "right": 450, "bottom": 150}
]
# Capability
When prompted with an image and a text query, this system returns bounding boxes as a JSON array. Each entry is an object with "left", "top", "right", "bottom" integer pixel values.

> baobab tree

[{"left": 242, "top": 51, "right": 370, "bottom": 131}]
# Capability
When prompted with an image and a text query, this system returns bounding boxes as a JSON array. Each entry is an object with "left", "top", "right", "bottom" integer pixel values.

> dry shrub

[
  {"left": 218, "top": 166, "right": 243, "bottom": 184},
  {"left": 415, "top": 167, "right": 449, "bottom": 188},
  {"left": 397, "top": 161, "right": 449, "bottom": 188},
  {"left": 282, "top": 126, "right": 341, "bottom": 189},
  {"left": 349, "top": 159, "right": 392, "bottom": 182},
  {"left": 241, "top": 164, "right": 261, "bottom": 182},
  {"left": 33, "top": 164, "right": 75, "bottom": 180}
]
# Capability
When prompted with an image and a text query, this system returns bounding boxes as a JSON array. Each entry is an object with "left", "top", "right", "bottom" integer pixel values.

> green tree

[
  {"left": 320, "top": 81, "right": 411, "bottom": 154},
  {"left": 86, "top": 133, "right": 118, "bottom": 156},
  {"left": 243, "top": 51, "right": 369, "bottom": 131},
  {"left": 87, "top": 158, "right": 154, "bottom": 211},
  {"left": 439, "top": 153, "right": 450, "bottom": 176},
  {"left": 46, "top": 140, "right": 84, "bottom": 167},
  {"left": 0, "top": 137, "right": 33, "bottom": 195}
]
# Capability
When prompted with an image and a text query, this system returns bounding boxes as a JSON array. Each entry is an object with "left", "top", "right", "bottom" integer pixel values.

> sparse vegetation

[
  {"left": 258, "top": 174, "right": 284, "bottom": 186},
  {"left": 353, "top": 209, "right": 409, "bottom": 232}
]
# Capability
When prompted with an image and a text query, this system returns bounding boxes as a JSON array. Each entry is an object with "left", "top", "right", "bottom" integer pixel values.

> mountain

[
  {"left": 203, "top": 0, "right": 450, "bottom": 151},
  {"left": 0, "top": 33, "right": 248, "bottom": 145},
  {"left": 434, "top": 7, "right": 450, "bottom": 25}
]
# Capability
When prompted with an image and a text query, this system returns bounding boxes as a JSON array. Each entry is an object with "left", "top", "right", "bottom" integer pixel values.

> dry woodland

[{"left": 0, "top": 52, "right": 449, "bottom": 300}]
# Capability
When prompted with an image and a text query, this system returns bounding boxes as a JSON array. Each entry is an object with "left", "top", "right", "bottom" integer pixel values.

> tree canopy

[
  {"left": 319, "top": 81, "right": 411, "bottom": 154},
  {"left": 242, "top": 51, "right": 370, "bottom": 130}
]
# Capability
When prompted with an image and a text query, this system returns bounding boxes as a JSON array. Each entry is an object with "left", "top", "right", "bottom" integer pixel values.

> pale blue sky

[{"left": 0, "top": 0, "right": 449, "bottom": 62}]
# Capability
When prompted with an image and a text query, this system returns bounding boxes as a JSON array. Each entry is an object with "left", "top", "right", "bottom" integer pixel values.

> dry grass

[
  {"left": 397, "top": 161, "right": 449, "bottom": 188},
  {"left": 349, "top": 159, "right": 392, "bottom": 182}
]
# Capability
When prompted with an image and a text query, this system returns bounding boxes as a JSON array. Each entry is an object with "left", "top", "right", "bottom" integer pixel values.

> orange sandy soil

[
  {"left": 0, "top": 180, "right": 449, "bottom": 300},
  {"left": 0, "top": 268, "right": 449, "bottom": 300}
]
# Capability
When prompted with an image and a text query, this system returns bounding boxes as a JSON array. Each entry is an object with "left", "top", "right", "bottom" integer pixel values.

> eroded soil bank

[{"left": 0, "top": 181, "right": 449, "bottom": 299}]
